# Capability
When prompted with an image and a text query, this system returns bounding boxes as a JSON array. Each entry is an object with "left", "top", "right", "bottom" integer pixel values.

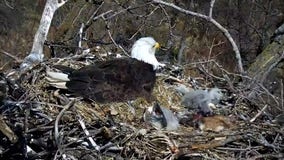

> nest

[{"left": 0, "top": 52, "right": 283, "bottom": 159}]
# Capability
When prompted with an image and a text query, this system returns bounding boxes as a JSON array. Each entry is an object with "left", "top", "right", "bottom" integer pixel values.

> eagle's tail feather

[
  {"left": 46, "top": 71, "right": 69, "bottom": 89},
  {"left": 46, "top": 71, "right": 69, "bottom": 81},
  {"left": 48, "top": 82, "right": 68, "bottom": 89}
]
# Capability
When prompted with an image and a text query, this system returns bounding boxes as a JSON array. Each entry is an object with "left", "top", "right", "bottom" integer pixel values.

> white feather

[
  {"left": 46, "top": 71, "right": 69, "bottom": 81},
  {"left": 131, "top": 37, "right": 165, "bottom": 70},
  {"left": 46, "top": 71, "right": 69, "bottom": 89},
  {"left": 48, "top": 82, "right": 67, "bottom": 89}
]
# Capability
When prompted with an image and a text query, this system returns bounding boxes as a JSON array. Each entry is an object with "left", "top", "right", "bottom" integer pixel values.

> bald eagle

[{"left": 47, "top": 37, "right": 165, "bottom": 102}]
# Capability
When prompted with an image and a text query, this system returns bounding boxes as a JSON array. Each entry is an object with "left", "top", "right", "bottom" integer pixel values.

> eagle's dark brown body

[{"left": 64, "top": 58, "right": 156, "bottom": 103}]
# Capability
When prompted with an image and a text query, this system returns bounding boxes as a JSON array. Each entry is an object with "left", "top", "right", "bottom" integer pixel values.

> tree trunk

[{"left": 246, "top": 26, "right": 284, "bottom": 115}]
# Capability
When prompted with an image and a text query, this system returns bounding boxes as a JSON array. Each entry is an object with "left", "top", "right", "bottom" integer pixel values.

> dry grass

[{"left": 0, "top": 55, "right": 283, "bottom": 159}]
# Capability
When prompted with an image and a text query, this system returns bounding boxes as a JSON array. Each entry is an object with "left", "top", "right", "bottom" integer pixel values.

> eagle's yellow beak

[{"left": 154, "top": 42, "right": 160, "bottom": 49}]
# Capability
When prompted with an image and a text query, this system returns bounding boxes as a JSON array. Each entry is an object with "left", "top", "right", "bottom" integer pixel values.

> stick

[
  {"left": 54, "top": 100, "right": 75, "bottom": 146},
  {"left": 78, "top": 115, "right": 100, "bottom": 151},
  {"left": 250, "top": 105, "right": 268, "bottom": 123}
]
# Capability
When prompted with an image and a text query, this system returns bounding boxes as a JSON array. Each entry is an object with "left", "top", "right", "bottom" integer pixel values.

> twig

[
  {"left": 209, "top": 0, "right": 216, "bottom": 18},
  {"left": 0, "top": 115, "right": 18, "bottom": 143},
  {"left": 85, "top": 8, "right": 113, "bottom": 32},
  {"left": 208, "top": 39, "right": 225, "bottom": 60},
  {"left": 250, "top": 105, "right": 268, "bottom": 122},
  {"left": 84, "top": 2, "right": 105, "bottom": 32},
  {"left": 158, "top": 4, "right": 175, "bottom": 38},
  {"left": 4, "top": 0, "right": 14, "bottom": 9},
  {"left": 247, "top": 153, "right": 284, "bottom": 160},
  {"left": 129, "top": 24, "right": 145, "bottom": 40},
  {"left": 257, "top": 83, "right": 279, "bottom": 106},
  {"left": 281, "top": 79, "right": 283, "bottom": 109},
  {"left": 0, "top": 49, "right": 22, "bottom": 63},
  {"left": 250, "top": 133, "right": 280, "bottom": 149},
  {"left": 93, "top": 10, "right": 113, "bottom": 21},
  {"left": 86, "top": 8, "right": 129, "bottom": 57},
  {"left": 54, "top": 100, "right": 75, "bottom": 146},
  {"left": 105, "top": 6, "right": 132, "bottom": 20},
  {"left": 78, "top": 23, "right": 84, "bottom": 48},
  {"left": 156, "top": 73, "right": 183, "bottom": 83},
  {"left": 86, "top": 2, "right": 104, "bottom": 25},
  {"left": 99, "top": 142, "right": 118, "bottom": 151},
  {"left": 72, "top": 4, "right": 88, "bottom": 25},
  {"left": 186, "top": 59, "right": 253, "bottom": 92},
  {"left": 106, "top": 25, "right": 129, "bottom": 57},
  {"left": 190, "top": 135, "right": 244, "bottom": 150},
  {"left": 28, "top": 125, "right": 63, "bottom": 133},
  {"left": 199, "top": 63, "right": 226, "bottom": 81},
  {"left": 78, "top": 115, "right": 100, "bottom": 151}
]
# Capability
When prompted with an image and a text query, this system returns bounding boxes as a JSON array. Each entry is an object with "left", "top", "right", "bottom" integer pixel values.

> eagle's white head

[{"left": 131, "top": 37, "right": 165, "bottom": 70}]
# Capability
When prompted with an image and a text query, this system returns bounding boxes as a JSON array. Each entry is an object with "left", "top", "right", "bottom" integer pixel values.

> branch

[
  {"left": 20, "top": 0, "right": 68, "bottom": 72},
  {"left": 209, "top": 0, "right": 216, "bottom": 18},
  {"left": 153, "top": 0, "right": 244, "bottom": 73},
  {"left": 249, "top": 104, "right": 268, "bottom": 122},
  {"left": 78, "top": 116, "right": 100, "bottom": 150},
  {"left": 54, "top": 100, "right": 75, "bottom": 146},
  {"left": 0, "top": 49, "right": 22, "bottom": 63}
]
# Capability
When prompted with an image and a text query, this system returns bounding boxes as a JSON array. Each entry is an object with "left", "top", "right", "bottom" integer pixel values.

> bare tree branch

[
  {"left": 153, "top": 0, "right": 244, "bottom": 73},
  {"left": 209, "top": 0, "right": 216, "bottom": 18},
  {"left": 20, "top": 0, "right": 68, "bottom": 72},
  {"left": 0, "top": 49, "right": 22, "bottom": 63}
]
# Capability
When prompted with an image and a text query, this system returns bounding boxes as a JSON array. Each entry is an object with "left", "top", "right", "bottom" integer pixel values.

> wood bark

[
  {"left": 20, "top": 0, "right": 68, "bottom": 72},
  {"left": 246, "top": 26, "right": 284, "bottom": 115}
]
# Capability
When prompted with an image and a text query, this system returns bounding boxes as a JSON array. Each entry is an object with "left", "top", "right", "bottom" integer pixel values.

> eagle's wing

[{"left": 66, "top": 58, "right": 155, "bottom": 102}]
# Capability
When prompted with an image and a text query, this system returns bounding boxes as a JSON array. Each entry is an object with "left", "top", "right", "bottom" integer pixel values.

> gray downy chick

[{"left": 181, "top": 88, "right": 223, "bottom": 115}]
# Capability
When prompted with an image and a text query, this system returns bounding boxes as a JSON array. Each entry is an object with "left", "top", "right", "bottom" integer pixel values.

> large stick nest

[{"left": 0, "top": 50, "right": 283, "bottom": 159}]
